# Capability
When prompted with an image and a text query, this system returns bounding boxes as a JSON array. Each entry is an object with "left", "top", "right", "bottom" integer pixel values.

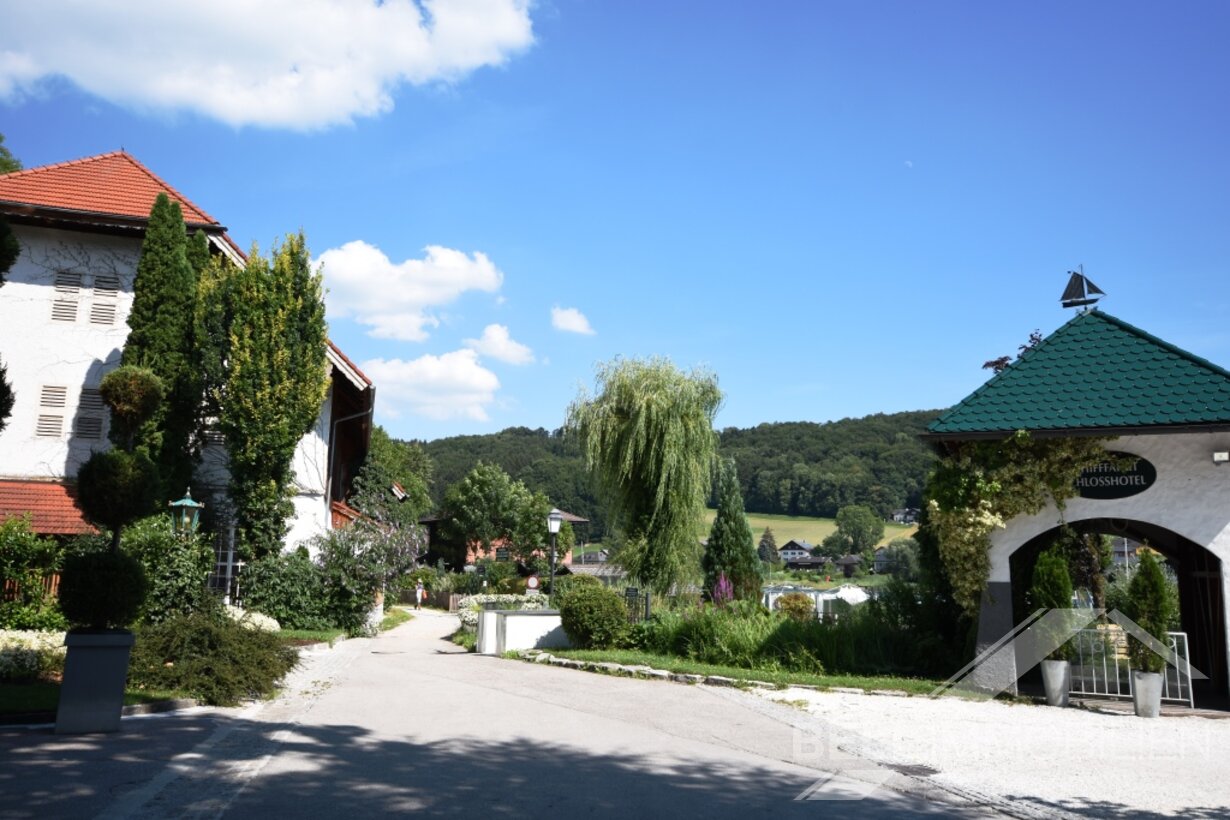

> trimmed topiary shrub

[
  {"left": 1126, "top": 550, "right": 1177, "bottom": 674},
  {"left": 58, "top": 549, "right": 148, "bottom": 630},
  {"left": 550, "top": 574, "right": 601, "bottom": 600},
  {"left": 129, "top": 608, "right": 298, "bottom": 706},
  {"left": 559, "top": 584, "right": 629, "bottom": 649},
  {"left": 774, "top": 592, "right": 816, "bottom": 622},
  {"left": 75, "top": 450, "right": 160, "bottom": 547},
  {"left": 1028, "top": 544, "right": 1074, "bottom": 661}
]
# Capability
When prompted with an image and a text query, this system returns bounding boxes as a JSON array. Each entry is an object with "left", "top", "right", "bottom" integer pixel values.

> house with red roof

[{"left": 0, "top": 152, "right": 373, "bottom": 572}]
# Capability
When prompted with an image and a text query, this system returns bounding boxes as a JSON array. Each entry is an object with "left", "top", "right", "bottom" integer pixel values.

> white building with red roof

[{"left": 0, "top": 152, "right": 373, "bottom": 569}]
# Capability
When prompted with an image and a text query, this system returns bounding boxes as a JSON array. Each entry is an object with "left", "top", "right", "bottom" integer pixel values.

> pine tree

[
  {"left": 0, "top": 134, "right": 19, "bottom": 432},
  {"left": 757, "top": 526, "right": 779, "bottom": 564},
  {"left": 123, "top": 193, "right": 199, "bottom": 497},
  {"left": 220, "top": 233, "right": 329, "bottom": 558},
  {"left": 702, "top": 459, "right": 762, "bottom": 601}
]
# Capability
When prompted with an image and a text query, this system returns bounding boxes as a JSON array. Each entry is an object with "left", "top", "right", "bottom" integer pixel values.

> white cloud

[
  {"left": 551, "top": 306, "right": 595, "bottom": 335},
  {"left": 361, "top": 349, "right": 498, "bottom": 421},
  {"left": 0, "top": 0, "right": 535, "bottom": 129},
  {"left": 464, "top": 323, "right": 534, "bottom": 365},
  {"left": 317, "top": 241, "right": 503, "bottom": 341}
]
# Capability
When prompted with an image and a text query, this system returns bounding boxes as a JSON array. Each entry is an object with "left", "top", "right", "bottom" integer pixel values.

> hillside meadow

[{"left": 700, "top": 510, "right": 916, "bottom": 548}]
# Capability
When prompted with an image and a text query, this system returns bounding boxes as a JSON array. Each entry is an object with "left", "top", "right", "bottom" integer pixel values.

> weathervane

[{"left": 1060, "top": 265, "right": 1104, "bottom": 310}]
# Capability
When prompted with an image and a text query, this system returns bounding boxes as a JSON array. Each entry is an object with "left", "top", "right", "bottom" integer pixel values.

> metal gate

[{"left": 1069, "top": 626, "right": 1194, "bottom": 707}]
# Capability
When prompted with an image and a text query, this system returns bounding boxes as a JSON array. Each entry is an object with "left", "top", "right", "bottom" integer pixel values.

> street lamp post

[
  {"left": 169, "top": 487, "right": 204, "bottom": 537},
  {"left": 547, "top": 508, "right": 564, "bottom": 603}
]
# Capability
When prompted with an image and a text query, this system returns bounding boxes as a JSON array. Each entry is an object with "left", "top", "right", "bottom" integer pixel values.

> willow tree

[
  {"left": 567, "top": 357, "right": 722, "bottom": 594},
  {"left": 219, "top": 233, "right": 329, "bottom": 558}
]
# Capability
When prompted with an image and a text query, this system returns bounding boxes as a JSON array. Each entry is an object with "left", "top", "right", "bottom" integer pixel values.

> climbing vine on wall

[{"left": 925, "top": 431, "right": 1113, "bottom": 616}]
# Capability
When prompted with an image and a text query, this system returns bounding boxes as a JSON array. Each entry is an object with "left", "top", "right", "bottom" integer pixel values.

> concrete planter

[
  {"left": 55, "top": 630, "right": 135, "bottom": 734},
  {"left": 1040, "top": 659, "right": 1070, "bottom": 707},
  {"left": 1132, "top": 670, "right": 1164, "bottom": 718}
]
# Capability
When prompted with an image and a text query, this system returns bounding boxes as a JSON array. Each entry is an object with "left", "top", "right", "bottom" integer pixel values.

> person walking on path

[{"left": 414, "top": 580, "right": 424, "bottom": 610}]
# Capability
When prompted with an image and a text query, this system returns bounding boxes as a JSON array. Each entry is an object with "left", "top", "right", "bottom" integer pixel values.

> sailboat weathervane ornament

[{"left": 1060, "top": 266, "right": 1104, "bottom": 310}]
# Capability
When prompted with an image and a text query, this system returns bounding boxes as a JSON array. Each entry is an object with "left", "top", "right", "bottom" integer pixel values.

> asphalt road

[{"left": 0, "top": 611, "right": 1010, "bottom": 819}]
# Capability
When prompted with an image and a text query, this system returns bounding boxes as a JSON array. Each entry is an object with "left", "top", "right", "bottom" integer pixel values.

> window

[
  {"left": 75, "top": 416, "right": 103, "bottom": 440},
  {"left": 89, "top": 303, "right": 117, "bottom": 325},
  {"left": 36, "top": 415, "right": 63, "bottom": 438},
  {"left": 75, "top": 387, "right": 107, "bottom": 440},
  {"left": 51, "top": 300, "right": 78, "bottom": 322},
  {"left": 40, "top": 385, "right": 68, "bottom": 408},
  {"left": 93, "top": 274, "right": 120, "bottom": 299},
  {"left": 54, "top": 272, "right": 83, "bottom": 294}
]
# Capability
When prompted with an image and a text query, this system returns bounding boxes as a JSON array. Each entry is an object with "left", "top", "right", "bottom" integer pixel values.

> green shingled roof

[{"left": 928, "top": 310, "right": 1230, "bottom": 437}]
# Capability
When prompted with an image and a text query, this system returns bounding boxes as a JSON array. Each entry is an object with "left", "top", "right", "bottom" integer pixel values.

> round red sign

[{"left": 526, "top": 575, "right": 540, "bottom": 589}]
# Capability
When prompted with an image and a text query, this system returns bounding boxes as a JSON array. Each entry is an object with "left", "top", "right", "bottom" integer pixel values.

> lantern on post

[
  {"left": 169, "top": 487, "right": 204, "bottom": 536},
  {"left": 547, "top": 508, "right": 564, "bottom": 601}
]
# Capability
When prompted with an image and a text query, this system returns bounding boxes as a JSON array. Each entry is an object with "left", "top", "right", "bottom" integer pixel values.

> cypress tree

[
  {"left": 123, "top": 193, "right": 199, "bottom": 497},
  {"left": 221, "top": 233, "right": 328, "bottom": 558},
  {"left": 0, "top": 218, "right": 14, "bottom": 431},
  {"left": 702, "top": 458, "right": 762, "bottom": 601}
]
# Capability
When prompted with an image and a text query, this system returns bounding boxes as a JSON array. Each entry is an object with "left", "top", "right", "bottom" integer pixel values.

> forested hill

[
  {"left": 411, "top": 410, "right": 942, "bottom": 536},
  {"left": 717, "top": 411, "right": 942, "bottom": 518}
]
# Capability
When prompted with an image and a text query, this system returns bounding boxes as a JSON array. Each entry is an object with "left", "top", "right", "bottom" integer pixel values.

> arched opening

[{"left": 1009, "top": 518, "right": 1227, "bottom": 706}]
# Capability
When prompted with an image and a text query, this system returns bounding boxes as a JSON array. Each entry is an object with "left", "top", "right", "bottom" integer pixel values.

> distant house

[
  {"left": 891, "top": 508, "right": 920, "bottom": 524},
  {"left": 778, "top": 540, "right": 814, "bottom": 563},
  {"left": 872, "top": 547, "right": 891, "bottom": 573},
  {"left": 835, "top": 553, "right": 863, "bottom": 578}
]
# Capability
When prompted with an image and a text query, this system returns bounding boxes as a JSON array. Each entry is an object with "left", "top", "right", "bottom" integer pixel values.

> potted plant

[
  {"left": 1029, "top": 544, "right": 1074, "bottom": 707},
  {"left": 54, "top": 366, "right": 160, "bottom": 733},
  {"left": 1125, "top": 549, "right": 1176, "bottom": 718}
]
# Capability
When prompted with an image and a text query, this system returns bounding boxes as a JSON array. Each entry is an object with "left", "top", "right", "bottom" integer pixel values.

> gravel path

[{"left": 751, "top": 686, "right": 1230, "bottom": 818}]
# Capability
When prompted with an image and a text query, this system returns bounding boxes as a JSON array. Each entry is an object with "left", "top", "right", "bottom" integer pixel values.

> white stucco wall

[
  {"left": 988, "top": 433, "right": 1230, "bottom": 583},
  {"left": 0, "top": 222, "right": 338, "bottom": 553},
  {"left": 0, "top": 226, "right": 139, "bottom": 479},
  {"left": 987, "top": 432, "right": 1230, "bottom": 694},
  {"left": 286, "top": 385, "right": 332, "bottom": 555}
]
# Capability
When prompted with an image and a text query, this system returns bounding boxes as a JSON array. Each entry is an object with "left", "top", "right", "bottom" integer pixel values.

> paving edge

[{"left": 513, "top": 650, "right": 914, "bottom": 699}]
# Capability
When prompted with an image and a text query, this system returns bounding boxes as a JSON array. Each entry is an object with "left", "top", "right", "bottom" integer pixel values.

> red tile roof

[
  {"left": 0, "top": 151, "right": 221, "bottom": 227},
  {"left": 0, "top": 480, "right": 96, "bottom": 535}
]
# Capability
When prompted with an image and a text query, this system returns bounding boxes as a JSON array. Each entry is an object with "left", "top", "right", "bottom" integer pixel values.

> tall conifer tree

[
  {"left": 220, "top": 233, "right": 328, "bottom": 558},
  {"left": 0, "top": 134, "right": 19, "bottom": 432},
  {"left": 123, "top": 193, "right": 199, "bottom": 496},
  {"left": 702, "top": 458, "right": 762, "bottom": 601}
]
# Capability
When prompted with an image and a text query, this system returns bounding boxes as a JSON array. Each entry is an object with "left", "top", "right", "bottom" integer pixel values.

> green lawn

[
  {"left": 545, "top": 648, "right": 941, "bottom": 695},
  {"left": 278, "top": 627, "right": 346, "bottom": 644},
  {"left": 702, "top": 511, "right": 916, "bottom": 548}
]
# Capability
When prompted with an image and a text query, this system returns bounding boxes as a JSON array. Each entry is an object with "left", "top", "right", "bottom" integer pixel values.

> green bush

[
  {"left": 58, "top": 549, "right": 148, "bottom": 630},
  {"left": 242, "top": 549, "right": 332, "bottom": 631},
  {"left": 123, "top": 516, "right": 214, "bottom": 624},
  {"left": 1126, "top": 551, "right": 1177, "bottom": 674},
  {"left": 129, "top": 608, "right": 298, "bottom": 706},
  {"left": 550, "top": 574, "right": 601, "bottom": 602},
  {"left": 775, "top": 592, "right": 816, "bottom": 622},
  {"left": 559, "top": 584, "right": 629, "bottom": 649},
  {"left": 1028, "top": 545, "right": 1074, "bottom": 661},
  {"left": 0, "top": 517, "right": 64, "bottom": 630}
]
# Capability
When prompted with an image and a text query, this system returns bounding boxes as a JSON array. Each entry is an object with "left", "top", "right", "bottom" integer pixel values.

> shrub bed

[
  {"left": 129, "top": 610, "right": 298, "bottom": 706},
  {"left": 456, "top": 594, "right": 546, "bottom": 629},
  {"left": 0, "top": 630, "right": 66, "bottom": 682}
]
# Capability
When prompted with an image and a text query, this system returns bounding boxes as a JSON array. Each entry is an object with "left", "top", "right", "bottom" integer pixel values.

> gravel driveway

[{"left": 751, "top": 685, "right": 1230, "bottom": 818}]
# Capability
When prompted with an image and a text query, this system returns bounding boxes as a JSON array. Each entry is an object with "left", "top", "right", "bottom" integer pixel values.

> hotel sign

[{"left": 1075, "top": 452, "right": 1156, "bottom": 500}]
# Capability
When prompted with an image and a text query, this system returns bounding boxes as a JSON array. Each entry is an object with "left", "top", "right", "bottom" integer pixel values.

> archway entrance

[{"left": 1009, "top": 518, "right": 1227, "bottom": 705}]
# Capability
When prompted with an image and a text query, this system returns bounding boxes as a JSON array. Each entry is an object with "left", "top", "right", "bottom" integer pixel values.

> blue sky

[{"left": 4, "top": 1, "right": 1229, "bottom": 441}]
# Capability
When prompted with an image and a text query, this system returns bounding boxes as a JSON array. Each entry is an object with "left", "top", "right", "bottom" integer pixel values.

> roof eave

[{"left": 922, "top": 421, "right": 1230, "bottom": 443}]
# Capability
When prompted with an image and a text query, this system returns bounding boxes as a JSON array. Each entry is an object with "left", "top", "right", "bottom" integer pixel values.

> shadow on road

[{"left": 2, "top": 711, "right": 993, "bottom": 818}]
